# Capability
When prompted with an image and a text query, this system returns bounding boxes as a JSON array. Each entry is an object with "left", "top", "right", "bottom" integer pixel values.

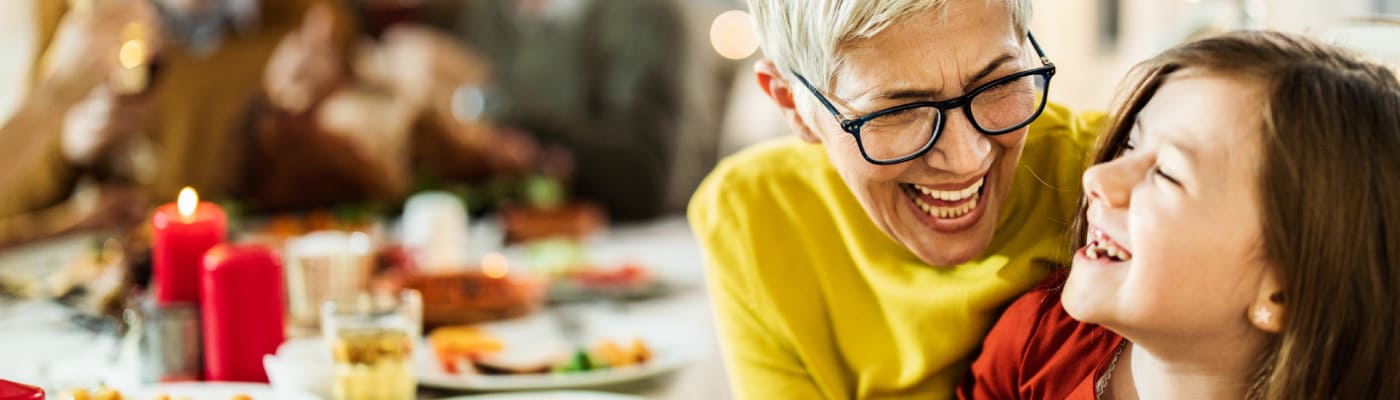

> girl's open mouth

[{"left": 1083, "top": 228, "right": 1133, "bottom": 262}]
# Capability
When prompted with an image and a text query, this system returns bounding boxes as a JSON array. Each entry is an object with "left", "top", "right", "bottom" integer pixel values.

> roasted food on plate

[{"left": 403, "top": 271, "right": 545, "bottom": 327}]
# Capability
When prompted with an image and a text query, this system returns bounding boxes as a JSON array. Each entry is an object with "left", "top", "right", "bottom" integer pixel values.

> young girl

[{"left": 959, "top": 31, "right": 1400, "bottom": 399}]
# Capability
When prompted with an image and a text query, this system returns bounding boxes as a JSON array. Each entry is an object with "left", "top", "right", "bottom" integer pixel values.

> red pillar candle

[
  {"left": 152, "top": 187, "right": 228, "bottom": 305},
  {"left": 201, "top": 244, "right": 286, "bottom": 382},
  {"left": 0, "top": 379, "right": 43, "bottom": 400}
]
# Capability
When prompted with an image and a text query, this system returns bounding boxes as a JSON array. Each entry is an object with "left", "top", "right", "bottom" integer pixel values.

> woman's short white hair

[{"left": 749, "top": 0, "right": 1032, "bottom": 91}]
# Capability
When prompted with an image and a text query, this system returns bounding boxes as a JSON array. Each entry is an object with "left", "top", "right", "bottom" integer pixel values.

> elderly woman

[{"left": 688, "top": 0, "right": 1102, "bottom": 398}]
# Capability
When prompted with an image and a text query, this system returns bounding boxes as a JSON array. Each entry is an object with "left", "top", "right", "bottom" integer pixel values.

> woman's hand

[
  {"left": 40, "top": 0, "right": 161, "bottom": 107},
  {"left": 264, "top": 3, "right": 346, "bottom": 114},
  {"left": 61, "top": 85, "right": 152, "bottom": 167}
]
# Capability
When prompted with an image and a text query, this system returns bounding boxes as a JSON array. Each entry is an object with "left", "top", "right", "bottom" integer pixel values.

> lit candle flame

[
  {"left": 482, "top": 252, "right": 508, "bottom": 279},
  {"left": 177, "top": 187, "right": 198, "bottom": 217}
]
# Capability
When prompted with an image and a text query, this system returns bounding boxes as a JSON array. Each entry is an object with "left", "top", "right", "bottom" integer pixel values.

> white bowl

[{"left": 263, "top": 337, "right": 334, "bottom": 399}]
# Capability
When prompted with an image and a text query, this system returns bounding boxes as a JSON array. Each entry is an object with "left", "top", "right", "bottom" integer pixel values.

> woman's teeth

[
  {"left": 914, "top": 193, "right": 979, "bottom": 218},
  {"left": 913, "top": 178, "right": 984, "bottom": 201},
  {"left": 904, "top": 178, "right": 983, "bottom": 219}
]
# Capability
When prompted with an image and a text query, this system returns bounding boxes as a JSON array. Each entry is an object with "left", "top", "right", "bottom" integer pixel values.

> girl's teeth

[{"left": 1083, "top": 238, "right": 1133, "bottom": 262}]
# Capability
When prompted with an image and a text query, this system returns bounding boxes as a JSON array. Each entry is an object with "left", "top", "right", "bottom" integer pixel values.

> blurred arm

[
  {"left": 0, "top": 87, "right": 148, "bottom": 247},
  {"left": 0, "top": 0, "right": 158, "bottom": 218},
  {"left": 0, "top": 80, "right": 83, "bottom": 218}
]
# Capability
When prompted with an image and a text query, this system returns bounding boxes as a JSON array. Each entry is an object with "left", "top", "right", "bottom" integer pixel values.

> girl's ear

[{"left": 1248, "top": 268, "right": 1285, "bottom": 333}]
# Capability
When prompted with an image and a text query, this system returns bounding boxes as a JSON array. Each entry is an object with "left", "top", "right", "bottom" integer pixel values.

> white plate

[
  {"left": 119, "top": 382, "right": 321, "bottom": 400},
  {"left": 415, "top": 313, "right": 694, "bottom": 391},
  {"left": 439, "top": 391, "right": 646, "bottom": 400}
]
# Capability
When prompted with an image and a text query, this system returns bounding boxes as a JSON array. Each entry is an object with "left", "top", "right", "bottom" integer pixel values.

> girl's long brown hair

[{"left": 1076, "top": 31, "right": 1400, "bottom": 399}]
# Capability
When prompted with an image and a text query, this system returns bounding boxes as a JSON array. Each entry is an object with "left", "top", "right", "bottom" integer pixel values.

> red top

[{"left": 958, "top": 282, "right": 1125, "bottom": 400}]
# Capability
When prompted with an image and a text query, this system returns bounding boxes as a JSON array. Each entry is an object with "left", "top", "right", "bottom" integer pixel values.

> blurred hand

[
  {"left": 71, "top": 185, "right": 149, "bottom": 232},
  {"left": 355, "top": 25, "right": 490, "bottom": 112},
  {"left": 41, "top": 0, "right": 162, "bottom": 105},
  {"left": 264, "top": 3, "right": 346, "bottom": 113},
  {"left": 0, "top": 184, "right": 148, "bottom": 248},
  {"left": 60, "top": 85, "right": 152, "bottom": 166}
]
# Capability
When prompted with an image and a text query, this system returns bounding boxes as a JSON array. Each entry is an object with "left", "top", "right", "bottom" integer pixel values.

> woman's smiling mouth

[
  {"left": 899, "top": 173, "right": 991, "bottom": 234},
  {"left": 901, "top": 177, "right": 984, "bottom": 219}
]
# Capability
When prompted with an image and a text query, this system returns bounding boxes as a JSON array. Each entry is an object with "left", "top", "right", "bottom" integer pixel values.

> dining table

[{"left": 0, "top": 215, "right": 731, "bottom": 400}]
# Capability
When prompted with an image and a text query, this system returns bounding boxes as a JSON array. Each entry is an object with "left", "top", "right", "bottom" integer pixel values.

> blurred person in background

[
  {"left": 251, "top": 0, "right": 546, "bottom": 212},
  {"left": 0, "top": 0, "right": 161, "bottom": 245},
  {"left": 0, "top": 0, "right": 418, "bottom": 245}
]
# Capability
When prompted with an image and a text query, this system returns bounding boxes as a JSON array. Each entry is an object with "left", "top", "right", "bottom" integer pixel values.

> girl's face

[{"left": 1062, "top": 70, "right": 1277, "bottom": 344}]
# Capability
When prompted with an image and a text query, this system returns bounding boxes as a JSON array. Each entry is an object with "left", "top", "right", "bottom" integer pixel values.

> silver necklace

[{"left": 1095, "top": 341, "right": 1128, "bottom": 400}]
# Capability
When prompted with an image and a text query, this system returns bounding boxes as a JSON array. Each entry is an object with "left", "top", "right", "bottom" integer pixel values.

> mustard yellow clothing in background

[
  {"left": 0, "top": 0, "right": 81, "bottom": 220},
  {"left": 688, "top": 103, "right": 1103, "bottom": 399}
]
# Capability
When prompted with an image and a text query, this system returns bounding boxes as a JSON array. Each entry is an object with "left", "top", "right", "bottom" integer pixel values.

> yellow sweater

[{"left": 688, "top": 103, "right": 1102, "bottom": 399}]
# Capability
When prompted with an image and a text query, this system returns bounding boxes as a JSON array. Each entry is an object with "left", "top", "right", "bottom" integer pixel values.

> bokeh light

[{"left": 710, "top": 10, "right": 758, "bottom": 60}]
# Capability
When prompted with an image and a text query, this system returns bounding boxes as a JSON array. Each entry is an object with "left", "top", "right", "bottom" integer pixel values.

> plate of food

[
  {"left": 415, "top": 312, "right": 693, "bottom": 391},
  {"left": 546, "top": 262, "right": 674, "bottom": 303},
  {"left": 66, "top": 383, "right": 319, "bottom": 400},
  {"left": 517, "top": 240, "right": 678, "bottom": 303}
]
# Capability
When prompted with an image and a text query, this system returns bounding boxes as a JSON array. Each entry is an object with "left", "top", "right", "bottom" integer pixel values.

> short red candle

[
  {"left": 201, "top": 244, "right": 286, "bottom": 382},
  {"left": 0, "top": 379, "right": 43, "bottom": 400},
  {"left": 151, "top": 187, "right": 227, "bottom": 305}
]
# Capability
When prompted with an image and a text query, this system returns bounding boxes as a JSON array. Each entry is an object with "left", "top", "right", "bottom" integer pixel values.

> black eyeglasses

[{"left": 793, "top": 32, "right": 1056, "bottom": 165}]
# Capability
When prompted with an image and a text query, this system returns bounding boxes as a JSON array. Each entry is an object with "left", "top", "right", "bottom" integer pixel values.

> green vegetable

[
  {"left": 523, "top": 239, "right": 586, "bottom": 276},
  {"left": 554, "top": 349, "right": 604, "bottom": 373},
  {"left": 524, "top": 175, "right": 565, "bottom": 209}
]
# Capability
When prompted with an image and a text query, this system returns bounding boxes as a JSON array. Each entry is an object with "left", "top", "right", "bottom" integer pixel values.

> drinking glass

[{"left": 320, "top": 290, "right": 421, "bottom": 400}]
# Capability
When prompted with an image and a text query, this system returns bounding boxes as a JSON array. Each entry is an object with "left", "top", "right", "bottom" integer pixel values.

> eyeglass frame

[{"left": 792, "top": 32, "right": 1057, "bottom": 165}]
